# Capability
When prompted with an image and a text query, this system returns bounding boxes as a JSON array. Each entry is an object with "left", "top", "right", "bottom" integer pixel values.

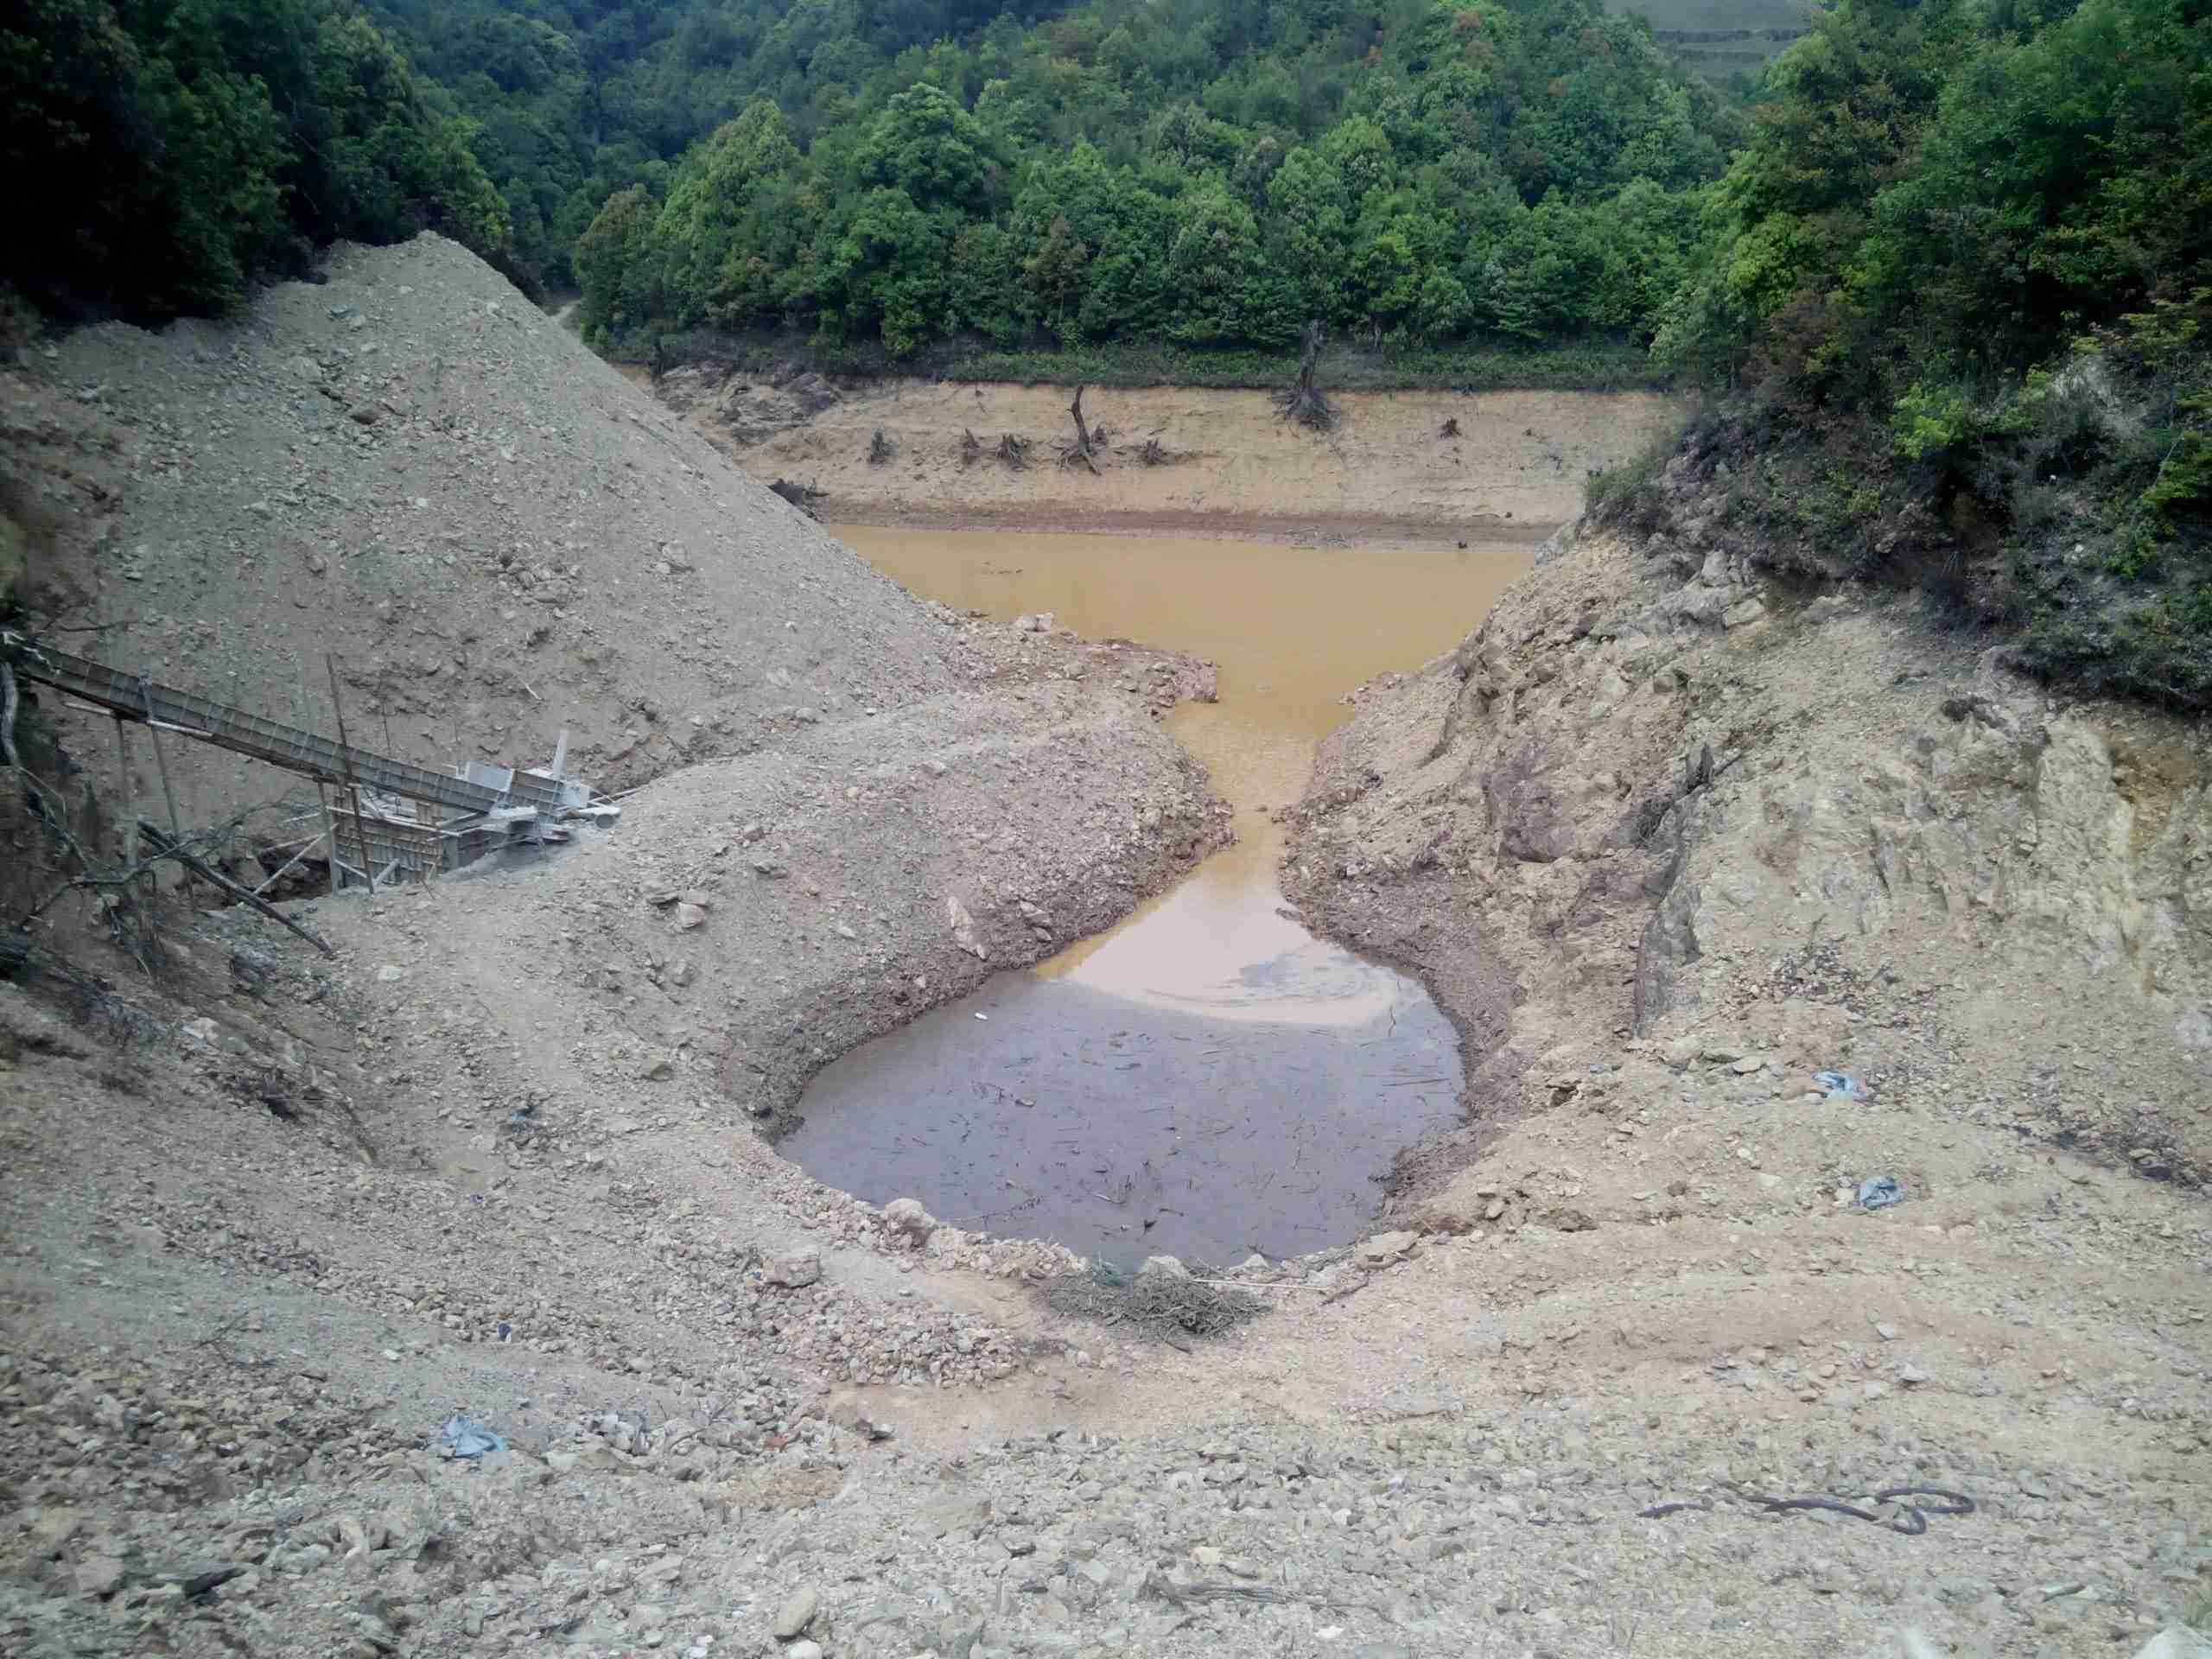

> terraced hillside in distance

[{"left": 1618, "top": 0, "right": 1821, "bottom": 80}]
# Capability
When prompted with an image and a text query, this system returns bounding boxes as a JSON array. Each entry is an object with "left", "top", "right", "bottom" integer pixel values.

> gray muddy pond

[{"left": 782, "top": 527, "right": 1533, "bottom": 1266}]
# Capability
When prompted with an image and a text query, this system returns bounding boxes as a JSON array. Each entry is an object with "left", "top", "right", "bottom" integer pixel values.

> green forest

[
  {"left": 16, "top": 0, "right": 2202, "bottom": 377},
  {"left": 3, "top": 0, "right": 513, "bottom": 316},
  {"left": 4, "top": 0, "right": 2203, "bottom": 374},
  {"left": 555, "top": 0, "right": 1745, "bottom": 353},
  {"left": 1617, "top": 0, "right": 2212, "bottom": 703},
  {"left": 3, "top": 0, "right": 1747, "bottom": 349}
]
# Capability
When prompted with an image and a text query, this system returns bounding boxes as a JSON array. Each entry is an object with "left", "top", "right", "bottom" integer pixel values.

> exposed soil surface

[
  {"left": 648, "top": 367, "right": 1681, "bottom": 539},
  {"left": 1, "top": 249, "right": 2208, "bottom": 1659}
]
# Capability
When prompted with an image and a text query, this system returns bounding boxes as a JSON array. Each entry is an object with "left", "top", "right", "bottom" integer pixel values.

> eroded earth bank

[
  {"left": 650, "top": 362, "right": 1681, "bottom": 538},
  {"left": 1, "top": 243, "right": 2207, "bottom": 1659}
]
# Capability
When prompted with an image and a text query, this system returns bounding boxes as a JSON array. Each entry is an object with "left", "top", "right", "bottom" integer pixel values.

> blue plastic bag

[
  {"left": 1856, "top": 1176, "right": 1904, "bottom": 1211},
  {"left": 441, "top": 1414, "right": 507, "bottom": 1459},
  {"left": 1815, "top": 1071, "right": 1867, "bottom": 1101}
]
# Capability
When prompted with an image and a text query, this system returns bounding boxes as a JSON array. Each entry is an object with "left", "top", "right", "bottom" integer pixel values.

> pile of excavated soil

[
  {"left": 346, "top": 631, "right": 1227, "bottom": 1132},
  {"left": 652, "top": 371, "right": 1681, "bottom": 537},
  {"left": 9, "top": 235, "right": 968, "bottom": 825}
]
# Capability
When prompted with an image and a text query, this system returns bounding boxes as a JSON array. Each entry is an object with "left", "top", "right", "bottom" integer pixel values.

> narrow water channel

[{"left": 784, "top": 527, "right": 1534, "bottom": 1265}]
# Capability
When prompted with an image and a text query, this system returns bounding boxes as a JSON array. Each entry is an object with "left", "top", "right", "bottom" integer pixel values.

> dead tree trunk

[
  {"left": 1275, "top": 322, "right": 1334, "bottom": 431},
  {"left": 1065, "top": 385, "right": 1100, "bottom": 474},
  {"left": 960, "top": 429, "right": 982, "bottom": 467}
]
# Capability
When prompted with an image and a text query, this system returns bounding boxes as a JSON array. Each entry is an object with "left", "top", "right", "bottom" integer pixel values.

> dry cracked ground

[{"left": 2, "top": 238, "right": 2209, "bottom": 1659}]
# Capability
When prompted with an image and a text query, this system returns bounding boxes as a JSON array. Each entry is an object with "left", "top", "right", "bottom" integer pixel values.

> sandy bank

[{"left": 653, "top": 373, "right": 1681, "bottom": 536}]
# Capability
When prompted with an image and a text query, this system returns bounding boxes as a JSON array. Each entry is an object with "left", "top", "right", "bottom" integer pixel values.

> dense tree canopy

[
  {"left": 554, "top": 0, "right": 1741, "bottom": 354},
  {"left": 1657, "top": 0, "right": 2211, "bottom": 397},
  {"left": 10, "top": 0, "right": 2206, "bottom": 404},
  {"left": 1639, "top": 0, "right": 2212, "bottom": 707},
  {"left": 3, "top": 0, "right": 510, "bottom": 318}
]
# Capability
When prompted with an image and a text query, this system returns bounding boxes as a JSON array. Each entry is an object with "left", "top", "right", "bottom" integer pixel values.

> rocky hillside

[
  {"left": 1288, "top": 489, "right": 2212, "bottom": 1211},
  {"left": 5, "top": 235, "right": 969, "bottom": 816}
]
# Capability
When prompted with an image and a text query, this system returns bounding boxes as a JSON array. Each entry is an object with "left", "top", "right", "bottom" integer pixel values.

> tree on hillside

[
  {"left": 575, "top": 184, "right": 660, "bottom": 340},
  {"left": 655, "top": 99, "right": 807, "bottom": 325},
  {"left": 2, "top": 0, "right": 508, "bottom": 319},
  {"left": 855, "top": 83, "right": 1000, "bottom": 213}
]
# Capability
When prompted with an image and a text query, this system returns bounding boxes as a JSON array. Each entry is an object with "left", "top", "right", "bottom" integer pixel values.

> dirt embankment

[
  {"left": 3, "top": 234, "right": 1236, "bottom": 1116},
  {"left": 649, "top": 366, "right": 1681, "bottom": 538}
]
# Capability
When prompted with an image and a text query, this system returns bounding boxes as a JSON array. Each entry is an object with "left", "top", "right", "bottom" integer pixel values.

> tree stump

[{"left": 1275, "top": 321, "right": 1335, "bottom": 431}]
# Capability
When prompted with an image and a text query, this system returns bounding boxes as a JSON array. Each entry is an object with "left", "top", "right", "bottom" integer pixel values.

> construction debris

[{"left": 3, "top": 631, "right": 614, "bottom": 889}]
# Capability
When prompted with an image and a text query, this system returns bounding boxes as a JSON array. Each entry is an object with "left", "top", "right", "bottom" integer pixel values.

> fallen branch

[
  {"left": 1683, "top": 742, "right": 1747, "bottom": 795},
  {"left": 137, "top": 822, "right": 335, "bottom": 957},
  {"left": 251, "top": 831, "right": 325, "bottom": 897},
  {"left": 1141, "top": 1567, "right": 1371, "bottom": 1615}
]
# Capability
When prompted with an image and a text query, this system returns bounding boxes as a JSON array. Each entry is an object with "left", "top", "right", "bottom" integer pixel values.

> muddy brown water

[{"left": 784, "top": 527, "right": 1532, "bottom": 1265}]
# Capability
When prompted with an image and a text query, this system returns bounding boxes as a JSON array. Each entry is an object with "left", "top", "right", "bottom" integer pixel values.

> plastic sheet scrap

[
  {"left": 1816, "top": 1071, "right": 1867, "bottom": 1101},
  {"left": 441, "top": 1414, "right": 507, "bottom": 1460},
  {"left": 1856, "top": 1176, "right": 1904, "bottom": 1211}
]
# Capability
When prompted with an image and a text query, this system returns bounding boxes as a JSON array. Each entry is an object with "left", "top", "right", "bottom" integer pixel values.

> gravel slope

[{"left": 16, "top": 234, "right": 968, "bottom": 812}]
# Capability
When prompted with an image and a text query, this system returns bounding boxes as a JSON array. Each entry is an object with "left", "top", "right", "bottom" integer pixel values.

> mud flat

[{"left": 652, "top": 373, "right": 1681, "bottom": 537}]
